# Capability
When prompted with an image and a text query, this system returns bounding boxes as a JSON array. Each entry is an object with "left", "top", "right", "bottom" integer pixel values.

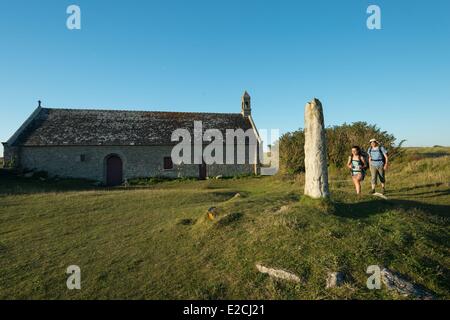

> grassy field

[{"left": 0, "top": 147, "right": 449, "bottom": 299}]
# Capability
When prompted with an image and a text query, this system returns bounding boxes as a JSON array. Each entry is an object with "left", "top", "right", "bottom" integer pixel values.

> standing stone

[{"left": 304, "top": 98, "right": 330, "bottom": 198}]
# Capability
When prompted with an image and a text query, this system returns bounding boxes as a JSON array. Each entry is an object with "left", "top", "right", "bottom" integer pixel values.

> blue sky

[{"left": 1, "top": 0, "right": 449, "bottom": 156}]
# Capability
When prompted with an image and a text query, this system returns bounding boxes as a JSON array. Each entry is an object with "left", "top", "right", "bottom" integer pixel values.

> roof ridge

[{"left": 43, "top": 107, "right": 242, "bottom": 116}]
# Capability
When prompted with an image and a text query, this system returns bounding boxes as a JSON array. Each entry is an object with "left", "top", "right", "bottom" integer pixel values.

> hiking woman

[{"left": 347, "top": 146, "right": 367, "bottom": 195}]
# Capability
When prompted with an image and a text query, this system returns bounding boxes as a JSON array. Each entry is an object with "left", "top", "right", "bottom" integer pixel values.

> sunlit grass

[{"left": 0, "top": 148, "right": 448, "bottom": 299}]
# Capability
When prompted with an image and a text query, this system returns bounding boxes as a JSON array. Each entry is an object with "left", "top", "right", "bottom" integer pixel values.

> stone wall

[{"left": 19, "top": 144, "right": 257, "bottom": 183}]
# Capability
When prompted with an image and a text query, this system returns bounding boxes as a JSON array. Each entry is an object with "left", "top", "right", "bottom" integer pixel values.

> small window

[
  {"left": 163, "top": 157, "right": 173, "bottom": 170},
  {"left": 79, "top": 154, "right": 86, "bottom": 162}
]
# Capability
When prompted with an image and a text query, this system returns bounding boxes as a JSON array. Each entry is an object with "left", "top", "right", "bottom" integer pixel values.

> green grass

[{"left": 0, "top": 147, "right": 449, "bottom": 299}]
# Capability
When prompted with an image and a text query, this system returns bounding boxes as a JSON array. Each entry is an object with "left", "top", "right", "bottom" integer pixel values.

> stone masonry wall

[{"left": 20, "top": 145, "right": 257, "bottom": 183}]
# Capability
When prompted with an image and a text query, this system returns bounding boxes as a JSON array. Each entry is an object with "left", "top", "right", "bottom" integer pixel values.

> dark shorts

[{"left": 370, "top": 165, "right": 385, "bottom": 185}]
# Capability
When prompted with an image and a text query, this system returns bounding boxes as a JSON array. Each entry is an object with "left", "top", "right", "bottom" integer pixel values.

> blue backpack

[{"left": 368, "top": 146, "right": 387, "bottom": 164}]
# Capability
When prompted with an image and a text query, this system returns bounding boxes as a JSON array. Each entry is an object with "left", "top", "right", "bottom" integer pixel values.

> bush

[
  {"left": 279, "top": 122, "right": 405, "bottom": 174},
  {"left": 278, "top": 129, "right": 306, "bottom": 174}
]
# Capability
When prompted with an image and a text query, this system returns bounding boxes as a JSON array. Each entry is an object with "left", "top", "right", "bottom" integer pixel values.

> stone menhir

[{"left": 304, "top": 98, "right": 330, "bottom": 198}]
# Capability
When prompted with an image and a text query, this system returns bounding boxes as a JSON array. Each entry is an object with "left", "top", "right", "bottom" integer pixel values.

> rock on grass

[
  {"left": 381, "top": 268, "right": 435, "bottom": 300},
  {"left": 275, "top": 205, "right": 290, "bottom": 214},
  {"left": 326, "top": 272, "right": 345, "bottom": 288},
  {"left": 256, "top": 264, "right": 301, "bottom": 283}
]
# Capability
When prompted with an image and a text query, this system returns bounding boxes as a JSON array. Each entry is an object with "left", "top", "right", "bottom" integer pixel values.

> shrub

[
  {"left": 3, "top": 157, "right": 17, "bottom": 169},
  {"left": 278, "top": 129, "right": 306, "bottom": 174},
  {"left": 279, "top": 122, "right": 405, "bottom": 174}
]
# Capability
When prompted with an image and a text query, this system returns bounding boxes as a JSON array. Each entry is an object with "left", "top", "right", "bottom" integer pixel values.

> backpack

[
  {"left": 349, "top": 153, "right": 368, "bottom": 173},
  {"left": 360, "top": 151, "right": 370, "bottom": 169},
  {"left": 368, "top": 146, "right": 387, "bottom": 164}
]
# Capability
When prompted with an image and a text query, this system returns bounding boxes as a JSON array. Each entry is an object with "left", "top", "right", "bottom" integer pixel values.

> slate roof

[{"left": 8, "top": 107, "right": 255, "bottom": 146}]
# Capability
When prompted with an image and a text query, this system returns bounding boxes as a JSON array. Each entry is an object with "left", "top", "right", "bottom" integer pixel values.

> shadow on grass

[
  {"left": 394, "top": 183, "right": 446, "bottom": 193},
  {"left": 418, "top": 256, "right": 450, "bottom": 293},
  {"left": 0, "top": 174, "right": 210, "bottom": 196},
  {"left": 390, "top": 189, "right": 450, "bottom": 199},
  {"left": 334, "top": 198, "right": 450, "bottom": 219},
  {"left": 0, "top": 175, "right": 98, "bottom": 195}
]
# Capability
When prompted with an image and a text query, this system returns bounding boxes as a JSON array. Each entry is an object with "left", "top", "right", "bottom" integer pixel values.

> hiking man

[{"left": 368, "top": 139, "right": 388, "bottom": 194}]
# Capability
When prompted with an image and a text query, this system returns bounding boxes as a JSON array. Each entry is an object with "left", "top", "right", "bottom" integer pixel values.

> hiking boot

[
  {"left": 370, "top": 189, "right": 376, "bottom": 195},
  {"left": 381, "top": 188, "right": 386, "bottom": 195}
]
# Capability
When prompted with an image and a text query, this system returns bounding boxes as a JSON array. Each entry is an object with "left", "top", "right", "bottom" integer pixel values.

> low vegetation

[
  {"left": 0, "top": 147, "right": 448, "bottom": 299},
  {"left": 278, "top": 122, "right": 405, "bottom": 174}
]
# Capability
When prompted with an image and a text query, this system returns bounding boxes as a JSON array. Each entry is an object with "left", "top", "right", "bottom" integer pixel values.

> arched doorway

[
  {"left": 199, "top": 161, "right": 207, "bottom": 180},
  {"left": 106, "top": 155, "right": 123, "bottom": 186}
]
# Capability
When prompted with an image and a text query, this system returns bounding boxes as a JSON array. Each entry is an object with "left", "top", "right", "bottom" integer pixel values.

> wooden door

[
  {"left": 199, "top": 162, "right": 207, "bottom": 180},
  {"left": 106, "top": 155, "right": 123, "bottom": 186}
]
